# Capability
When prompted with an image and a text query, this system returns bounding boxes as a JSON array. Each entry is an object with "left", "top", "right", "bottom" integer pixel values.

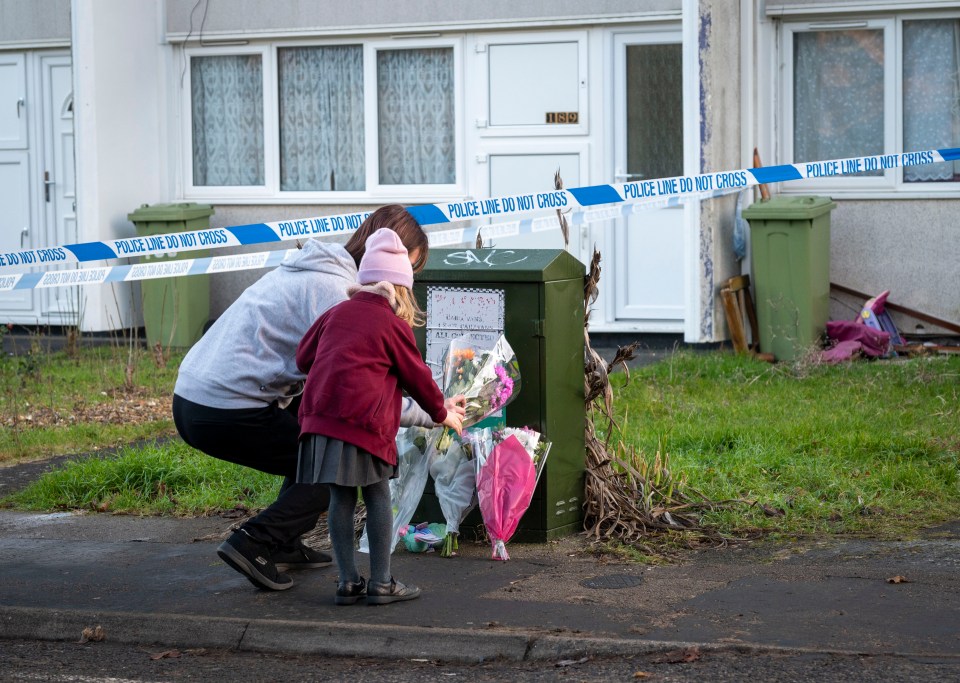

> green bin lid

[
  {"left": 418, "top": 249, "right": 585, "bottom": 283},
  {"left": 127, "top": 202, "right": 215, "bottom": 222},
  {"left": 741, "top": 195, "right": 836, "bottom": 220}
]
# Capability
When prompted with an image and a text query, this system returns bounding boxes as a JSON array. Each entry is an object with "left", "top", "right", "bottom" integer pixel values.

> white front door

[
  {"left": 0, "top": 53, "right": 33, "bottom": 312},
  {"left": 609, "top": 31, "right": 686, "bottom": 330},
  {"left": 38, "top": 55, "right": 78, "bottom": 324},
  {"left": 0, "top": 52, "right": 75, "bottom": 324}
]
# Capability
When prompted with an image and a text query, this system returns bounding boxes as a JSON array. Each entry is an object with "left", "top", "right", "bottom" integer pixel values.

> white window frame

[
  {"left": 363, "top": 36, "right": 465, "bottom": 200},
  {"left": 181, "top": 44, "right": 274, "bottom": 200},
  {"left": 779, "top": 12, "right": 960, "bottom": 197},
  {"left": 181, "top": 37, "right": 464, "bottom": 202},
  {"left": 474, "top": 29, "right": 589, "bottom": 137},
  {"left": 272, "top": 39, "right": 368, "bottom": 203}
]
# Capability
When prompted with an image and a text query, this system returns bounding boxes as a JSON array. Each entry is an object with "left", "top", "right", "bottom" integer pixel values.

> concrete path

[{"left": 0, "top": 510, "right": 957, "bottom": 662}]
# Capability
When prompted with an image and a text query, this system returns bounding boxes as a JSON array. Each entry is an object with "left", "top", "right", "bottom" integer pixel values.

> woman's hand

[{"left": 442, "top": 409, "right": 464, "bottom": 436}]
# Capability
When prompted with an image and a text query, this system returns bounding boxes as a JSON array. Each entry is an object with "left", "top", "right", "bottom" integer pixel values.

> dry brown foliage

[{"left": 581, "top": 248, "right": 728, "bottom": 550}]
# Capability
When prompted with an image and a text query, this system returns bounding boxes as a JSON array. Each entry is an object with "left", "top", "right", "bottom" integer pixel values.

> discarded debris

[
  {"left": 887, "top": 575, "right": 911, "bottom": 584},
  {"left": 650, "top": 646, "right": 702, "bottom": 664},
  {"left": 150, "top": 649, "right": 182, "bottom": 660},
  {"left": 78, "top": 625, "right": 105, "bottom": 643},
  {"left": 556, "top": 656, "right": 589, "bottom": 667}
]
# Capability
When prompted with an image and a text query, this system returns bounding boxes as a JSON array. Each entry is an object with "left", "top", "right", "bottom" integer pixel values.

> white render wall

[{"left": 71, "top": 0, "right": 169, "bottom": 332}]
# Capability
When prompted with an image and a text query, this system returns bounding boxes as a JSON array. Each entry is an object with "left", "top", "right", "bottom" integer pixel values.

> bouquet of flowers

[
  {"left": 435, "top": 334, "right": 522, "bottom": 452},
  {"left": 473, "top": 426, "right": 552, "bottom": 561},
  {"left": 428, "top": 429, "right": 477, "bottom": 557},
  {"left": 430, "top": 334, "right": 523, "bottom": 555},
  {"left": 358, "top": 426, "right": 433, "bottom": 555}
]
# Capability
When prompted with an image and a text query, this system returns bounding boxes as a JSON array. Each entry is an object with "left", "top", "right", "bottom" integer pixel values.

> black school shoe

[
  {"left": 335, "top": 576, "right": 367, "bottom": 605},
  {"left": 217, "top": 530, "right": 293, "bottom": 591},
  {"left": 366, "top": 577, "right": 421, "bottom": 605},
  {"left": 272, "top": 539, "right": 333, "bottom": 571}
]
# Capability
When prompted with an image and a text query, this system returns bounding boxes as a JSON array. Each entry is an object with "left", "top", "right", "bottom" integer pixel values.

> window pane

[
  {"left": 794, "top": 30, "right": 883, "bottom": 173},
  {"left": 377, "top": 48, "right": 455, "bottom": 185},
  {"left": 626, "top": 43, "right": 683, "bottom": 180},
  {"left": 278, "top": 46, "right": 365, "bottom": 191},
  {"left": 191, "top": 55, "right": 264, "bottom": 186},
  {"left": 903, "top": 20, "right": 960, "bottom": 183}
]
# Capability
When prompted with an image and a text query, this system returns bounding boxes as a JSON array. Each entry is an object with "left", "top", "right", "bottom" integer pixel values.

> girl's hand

[
  {"left": 444, "top": 394, "right": 467, "bottom": 418},
  {"left": 442, "top": 410, "right": 464, "bottom": 436}
]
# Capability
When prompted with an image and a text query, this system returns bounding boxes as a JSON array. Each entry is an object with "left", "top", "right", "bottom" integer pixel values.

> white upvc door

[
  {"left": 38, "top": 55, "right": 78, "bottom": 324},
  {"left": 609, "top": 30, "right": 686, "bottom": 330},
  {"left": 0, "top": 53, "right": 33, "bottom": 313},
  {"left": 0, "top": 52, "right": 75, "bottom": 324}
]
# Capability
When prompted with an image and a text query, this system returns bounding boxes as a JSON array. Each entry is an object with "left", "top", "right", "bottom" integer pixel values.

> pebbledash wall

[{"left": 0, "top": 0, "right": 956, "bottom": 339}]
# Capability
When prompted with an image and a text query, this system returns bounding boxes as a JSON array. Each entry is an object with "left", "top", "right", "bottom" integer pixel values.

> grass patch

[
  {"left": 0, "top": 344, "right": 181, "bottom": 464},
  {"left": 3, "top": 439, "right": 280, "bottom": 515},
  {"left": 3, "top": 343, "right": 958, "bottom": 542},
  {"left": 612, "top": 351, "right": 960, "bottom": 538}
]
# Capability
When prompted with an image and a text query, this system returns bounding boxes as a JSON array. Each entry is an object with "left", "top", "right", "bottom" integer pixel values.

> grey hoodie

[{"left": 174, "top": 239, "right": 434, "bottom": 426}]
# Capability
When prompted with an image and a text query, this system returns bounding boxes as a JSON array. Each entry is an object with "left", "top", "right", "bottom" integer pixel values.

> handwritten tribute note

[{"left": 425, "top": 286, "right": 505, "bottom": 385}]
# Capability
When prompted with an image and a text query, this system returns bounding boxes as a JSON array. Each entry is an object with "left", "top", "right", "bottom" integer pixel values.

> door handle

[
  {"left": 20, "top": 228, "right": 28, "bottom": 248},
  {"left": 17, "top": 98, "right": 24, "bottom": 118},
  {"left": 44, "top": 171, "right": 54, "bottom": 202}
]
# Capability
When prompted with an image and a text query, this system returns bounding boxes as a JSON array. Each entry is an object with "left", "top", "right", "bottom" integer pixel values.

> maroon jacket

[{"left": 296, "top": 290, "right": 447, "bottom": 465}]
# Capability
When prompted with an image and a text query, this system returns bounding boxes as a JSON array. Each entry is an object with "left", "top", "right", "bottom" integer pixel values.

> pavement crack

[
  {"left": 522, "top": 635, "right": 538, "bottom": 661},
  {"left": 236, "top": 621, "right": 250, "bottom": 651}
]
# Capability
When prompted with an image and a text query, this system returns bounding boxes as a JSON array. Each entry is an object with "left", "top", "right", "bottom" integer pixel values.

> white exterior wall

[
  {"left": 7, "top": 0, "right": 954, "bottom": 339},
  {"left": 71, "top": 0, "right": 169, "bottom": 332}
]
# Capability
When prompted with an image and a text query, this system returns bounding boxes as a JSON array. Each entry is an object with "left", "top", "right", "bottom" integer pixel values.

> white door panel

[
  {"left": 0, "top": 151, "right": 34, "bottom": 311},
  {"left": 615, "top": 206, "right": 685, "bottom": 319},
  {"left": 0, "top": 53, "right": 27, "bottom": 149},
  {"left": 40, "top": 57, "right": 78, "bottom": 323},
  {"left": 486, "top": 152, "right": 580, "bottom": 251}
]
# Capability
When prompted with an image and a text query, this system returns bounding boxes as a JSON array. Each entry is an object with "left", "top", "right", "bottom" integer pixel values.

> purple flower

[{"left": 490, "top": 364, "right": 514, "bottom": 409}]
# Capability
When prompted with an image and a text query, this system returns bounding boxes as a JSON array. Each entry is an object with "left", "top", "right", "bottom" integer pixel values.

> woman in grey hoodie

[{"left": 172, "top": 205, "right": 464, "bottom": 591}]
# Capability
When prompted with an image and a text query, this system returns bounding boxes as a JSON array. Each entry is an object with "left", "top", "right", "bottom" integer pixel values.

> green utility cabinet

[
  {"left": 742, "top": 196, "right": 836, "bottom": 362},
  {"left": 413, "top": 249, "right": 586, "bottom": 542},
  {"left": 127, "top": 203, "right": 214, "bottom": 349}
]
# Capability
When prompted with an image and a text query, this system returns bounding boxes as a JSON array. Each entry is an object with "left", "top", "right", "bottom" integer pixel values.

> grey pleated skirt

[{"left": 296, "top": 434, "right": 397, "bottom": 487}]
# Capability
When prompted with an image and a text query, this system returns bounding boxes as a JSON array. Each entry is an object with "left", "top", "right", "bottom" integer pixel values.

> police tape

[
  {"left": 0, "top": 186, "right": 738, "bottom": 292},
  {"left": 0, "top": 147, "right": 956, "bottom": 274}
]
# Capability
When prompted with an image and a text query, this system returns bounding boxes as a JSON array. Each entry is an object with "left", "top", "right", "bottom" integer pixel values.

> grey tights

[{"left": 328, "top": 478, "right": 392, "bottom": 586}]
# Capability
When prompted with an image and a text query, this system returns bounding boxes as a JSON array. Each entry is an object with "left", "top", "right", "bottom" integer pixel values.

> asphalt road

[{"left": 3, "top": 638, "right": 959, "bottom": 682}]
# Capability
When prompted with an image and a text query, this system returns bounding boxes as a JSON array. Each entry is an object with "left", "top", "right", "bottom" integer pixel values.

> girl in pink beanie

[{"left": 295, "top": 228, "right": 463, "bottom": 605}]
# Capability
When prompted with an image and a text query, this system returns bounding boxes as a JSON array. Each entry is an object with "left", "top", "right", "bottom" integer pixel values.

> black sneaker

[
  {"left": 217, "top": 530, "right": 294, "bottom": 591},
  {"left": 366, "top": 577, "right": 421, "bottom": 605},
  {"left": 272, "top": 540, "right": 333, "bottom": 571},
  {"left": 335, "top": 576, "right": 367, "bottom": 606}
]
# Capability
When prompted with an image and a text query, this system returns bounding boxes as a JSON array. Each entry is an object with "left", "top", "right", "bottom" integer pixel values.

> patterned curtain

[
  {"left": 278, "top": 46, "right": 365, "bottom": 191},
  {"left": 377, "top": 48, "right": 455, "bottom": 185},
  {"left": 903, "top": 20, "right": 960, "bottom": 182},
  {"left": 794, "top": 30, "right": 884, "bottom": 173},
  {"left": 191, "top": 55, "right": 264, "bottom": 186}
]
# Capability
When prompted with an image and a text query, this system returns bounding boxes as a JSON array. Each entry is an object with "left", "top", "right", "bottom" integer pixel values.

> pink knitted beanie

[{"left": 357, "top": 228, "right": 413, "bottom": 289}]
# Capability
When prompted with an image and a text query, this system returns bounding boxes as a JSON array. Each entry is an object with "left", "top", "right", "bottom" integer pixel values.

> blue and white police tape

[
  {"left": 0, "top": 147, "right": 956, "bottom": 273},
  {"left": 0, "top": 186, "right": 740, "bottom": 292}
]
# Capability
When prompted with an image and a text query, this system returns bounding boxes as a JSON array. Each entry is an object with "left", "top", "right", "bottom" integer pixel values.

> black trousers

[{"left": 172, "top": 394, "right": 329, "bottom": 550}]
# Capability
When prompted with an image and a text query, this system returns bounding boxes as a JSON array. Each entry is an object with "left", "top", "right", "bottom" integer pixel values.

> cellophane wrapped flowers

[
  {"left": 358, "top": 426, "right": 433, "bottom": 555},
  {"left": 472, "top": 426, "right": 553, "bottom": 560}
]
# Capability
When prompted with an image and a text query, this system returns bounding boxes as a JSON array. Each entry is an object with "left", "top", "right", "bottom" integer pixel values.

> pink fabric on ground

[{"left": 821, "top": 320, "right": 891, "bottom": 363}]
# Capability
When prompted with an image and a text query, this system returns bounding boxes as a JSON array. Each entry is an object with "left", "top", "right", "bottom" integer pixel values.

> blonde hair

[{"left": 393, "top": 285, "right": 425, "bottom": 328}]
